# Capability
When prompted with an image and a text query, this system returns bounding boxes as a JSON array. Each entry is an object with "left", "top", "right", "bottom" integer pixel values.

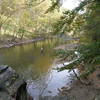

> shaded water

[{"left": 0, "top": 38, "right": 76, "bottom": 98}]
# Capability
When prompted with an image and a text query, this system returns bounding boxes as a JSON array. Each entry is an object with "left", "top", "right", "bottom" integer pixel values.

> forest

[{"left": 0, "top": 0, "right": 100, "bottom": 100}]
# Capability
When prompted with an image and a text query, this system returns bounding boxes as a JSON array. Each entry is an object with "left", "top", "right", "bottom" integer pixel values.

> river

[{"left": 0, "top": 38, "right": 77, "bottom": 98}]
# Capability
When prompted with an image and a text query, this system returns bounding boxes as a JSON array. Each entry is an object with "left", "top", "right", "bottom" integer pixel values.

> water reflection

[
  {"left": 0, "top": 39, "right": 58, "bottom": 76},
  {"left": 0, "top": 38, "right": 77, "bottom": 97}
]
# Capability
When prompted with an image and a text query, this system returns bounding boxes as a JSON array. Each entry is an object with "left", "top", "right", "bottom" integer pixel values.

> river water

[{"left": 0, "top": 38, "right": 77, "bottom": 98}]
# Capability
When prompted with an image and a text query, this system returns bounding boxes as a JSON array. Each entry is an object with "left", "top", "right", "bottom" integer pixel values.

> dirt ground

[
  {"left": 54, "top": 44, "right": 100, "bottom": 100},
  {"left": 59, "top": 69, "right": 100, "bottom": 100}
]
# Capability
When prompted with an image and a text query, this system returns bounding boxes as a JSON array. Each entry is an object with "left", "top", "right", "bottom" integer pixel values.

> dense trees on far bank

[{"left": 0, "top": 0, "right": 60, "bottom": 42}]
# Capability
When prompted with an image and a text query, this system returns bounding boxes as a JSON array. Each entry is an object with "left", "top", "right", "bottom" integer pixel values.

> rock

[
  {"left": 0, "top": 65, "right": 25, "bottom": 100},
  {"left": 0, "top": 65, "right": 18, "bottom": 87},
  {"left": 61, "top": 86, "right": 71, "bottom": 91},
  {"left": 95, "top": 95, "right": 100, "bottom": 100},
  {"left": 0, "top": 92, "right": 15, "bottom": 100},
  {"left": 40, "top": 96, "right": 70, "bottom": 100},
  {"left": 48, "top": 91, "right": 52, "bottom": 93},
  {"left": 0, "top": 65, "right": 8, "bottom": 74},
  {"left": 16, "top": 82, "right": 28, "bottom": 100}
]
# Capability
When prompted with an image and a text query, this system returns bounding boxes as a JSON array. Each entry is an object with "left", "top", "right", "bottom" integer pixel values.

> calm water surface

[{"left": 0, "top": 38, "right": 76, "bottom": 97}]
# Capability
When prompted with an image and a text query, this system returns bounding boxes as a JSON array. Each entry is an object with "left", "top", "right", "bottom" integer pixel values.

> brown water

[{"left": 0, "top": 38, "right": 77, "bottom": 97}]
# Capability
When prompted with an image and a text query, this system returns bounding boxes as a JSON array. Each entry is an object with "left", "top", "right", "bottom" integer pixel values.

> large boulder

[{"left": 0, "top": 65, "right": 26, "bottom": 100}]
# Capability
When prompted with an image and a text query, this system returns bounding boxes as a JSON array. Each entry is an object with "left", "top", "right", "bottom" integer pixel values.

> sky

[{"left": 61, "top": 0, "right": 81, "bottom": 10}]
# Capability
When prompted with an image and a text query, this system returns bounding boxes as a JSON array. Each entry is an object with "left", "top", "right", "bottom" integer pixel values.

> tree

[
  {"left": 0, "top": 0, "right": 60, "bottom": 41},
  {"left": 51, "top": 0, "right": 100, "bottom": 80}
]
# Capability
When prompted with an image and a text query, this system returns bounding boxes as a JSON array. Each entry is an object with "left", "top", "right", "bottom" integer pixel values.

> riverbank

[
  {"left": 54, "top": 43, "right": 79, "bottom": 51},
  {"left": 0, "top": 37, "right": 45, "bottom": 49},
  {"left": 58, "top": 69, "right": 100, "bottom": 100},
  {"left": 54, "top": 43, "right": 100, "bottom": 100}
]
